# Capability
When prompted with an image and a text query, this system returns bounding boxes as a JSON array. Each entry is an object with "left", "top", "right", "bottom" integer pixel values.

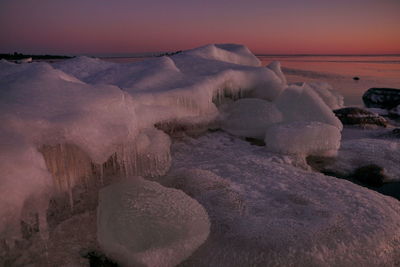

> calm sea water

[{"left": 103, "top": 55, "right": 400, "bottom": 106}]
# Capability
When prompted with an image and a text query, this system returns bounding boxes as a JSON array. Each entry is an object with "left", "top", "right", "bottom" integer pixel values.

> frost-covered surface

[
  {"left": 161, "top": 132, "right": 400, "bottom": 266},
  {"left": 97, "top": 177, "right": 210, "bottom": 267},
  {"left": 323, "top": 138, "right": 400, "bottom": 181}
]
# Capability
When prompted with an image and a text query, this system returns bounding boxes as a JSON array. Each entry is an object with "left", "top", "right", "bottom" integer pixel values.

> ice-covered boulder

[
  {"left": 322, "top": 138, "right": 400, "bottom": 182},
  {"left": 220, "top": 98, "right": 283, "bottom": 139},
  {"left": 275, "top": 83, "right": 343, "bottom": 130},
  {"left": 97, "top": 177, "right": 210, "bottom": 267},
  {"left": 264, "top": 121, "right": 341, "bottom": 157}
]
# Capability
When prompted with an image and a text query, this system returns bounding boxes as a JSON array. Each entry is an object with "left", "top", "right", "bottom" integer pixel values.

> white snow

[
  {"left": 264, "top": 121, "right": 341, "bottom": 157},
  {"left": 220, "top": 98, "right": 283, "bottom": 139},
  {"left": 97, "top": 177, "right": 210, "bottom": 267}
]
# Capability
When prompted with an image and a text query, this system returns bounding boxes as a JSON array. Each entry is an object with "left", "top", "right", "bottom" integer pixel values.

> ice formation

[
  {"left": 97, "top": 177, "right": 210, "bottom": 267},
  {"left": 3, "top": 43, "right": 376, "bottom": 266},
  {"left": 220, "top": 98, "right": 283, "bottom": 139},
  {"left": 275, "top": 83, "right": 343, "bottom": 130},
  {"left": 264, "top": 121, "right": 341, "bottom": 157}
]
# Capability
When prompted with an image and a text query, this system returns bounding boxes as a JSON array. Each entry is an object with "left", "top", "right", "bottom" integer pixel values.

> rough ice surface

[
  {"left": 97, "top": 177, "right": 210, "bottom": 267},
  {"left": 166, "top": 132, "right": 400, "bottom": 266},
  {"left": 275, "top": 83, "right": 343, "bottom": 130},
  {"left": 323, "top": 138, "right": 400, "bottom": 181},
  {"left": 266, "top": 61, "right": 287, "bottom": 84},
  {"left": 264, "top": 121, "right": 341, "bottom": 157},
  {"left": 220, "top": 98, "right": 283, "bottom": 139}
]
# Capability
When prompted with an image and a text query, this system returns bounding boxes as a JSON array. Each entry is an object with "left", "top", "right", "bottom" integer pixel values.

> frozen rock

[
  {"left": 275, "top": 83, "right": 343, "bottom": 130},
  {"left": 97, "top": 177, "right": 210, "bottom": 267},
  {"left": 333, "top": 107, "right": 388, "bottom": 127},
  {"left": 220, "top": 98, "right": 283, "bottom": 139},
  {"left": 362, "top": 87, "right": 400, "bottom": 109},
  {"left": 264, "top": 121, "right": 341, "bottom": 157}
]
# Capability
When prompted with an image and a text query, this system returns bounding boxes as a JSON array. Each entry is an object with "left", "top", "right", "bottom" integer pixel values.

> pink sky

[{"left": 0, "top": 0, "right": 399, "bottom": 55}]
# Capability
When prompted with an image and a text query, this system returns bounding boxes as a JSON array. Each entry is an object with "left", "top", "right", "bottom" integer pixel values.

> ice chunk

[
  {"left": 220, "top": 98, "right": 283, "bottom": 139},
  {"left": 307, "top": 81, "right": 344, "bottom": 109},
  {"left": 97, "top": 177, "right": 210, "bottom": 267},
  {"left": 264, "top": 121, "right": 341, "bottom": 157},
  {"left": 275, "top": 83, "right": 343, "bottom": 130}
]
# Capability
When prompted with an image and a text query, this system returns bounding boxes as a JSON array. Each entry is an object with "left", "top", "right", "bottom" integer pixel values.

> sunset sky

[{"left": 0, "top": 0, "right": 399, "bottom": 55}]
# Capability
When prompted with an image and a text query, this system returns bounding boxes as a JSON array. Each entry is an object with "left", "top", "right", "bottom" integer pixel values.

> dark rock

[
  {"left": 362, "top": 88, "right": 400, "bottom": 109},
  {"left": 333, "top": 107, "right": 388, "bottom": 127},
  {"left": 353, "top": 164, "right": 386, "bottom": 187},
  {"left": 245, "top": 137, "right": 265, "bottom": 146},
  {"left": 83, "top": 251, "right": 119, "bottom": 267},
  {"left": 353, "top": 77, "right": 360, "bottom": 81}
]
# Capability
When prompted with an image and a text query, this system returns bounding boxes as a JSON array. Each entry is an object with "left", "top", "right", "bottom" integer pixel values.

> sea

[{"left": 103, "top": 55, "right": 400, "bottom": 106}]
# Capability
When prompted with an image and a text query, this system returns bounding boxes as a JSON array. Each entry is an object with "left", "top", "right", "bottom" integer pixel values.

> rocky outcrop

[{"left": 362, "top": 88, "right": 400, "bottom": 109}]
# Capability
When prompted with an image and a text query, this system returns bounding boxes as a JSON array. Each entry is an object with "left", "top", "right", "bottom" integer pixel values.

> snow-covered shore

[{"left": 1, "top": 44, "right": 400, "bottom": 266}]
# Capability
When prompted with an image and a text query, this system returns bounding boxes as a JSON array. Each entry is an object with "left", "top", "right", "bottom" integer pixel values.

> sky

[{"left": 0, "top": 0, "right": 399, "bottom": 55}]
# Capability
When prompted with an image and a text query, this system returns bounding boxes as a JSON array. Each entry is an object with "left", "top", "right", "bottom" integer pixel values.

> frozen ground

[{"left": 1, "top": 45, "right": 400, "bottom": 266}]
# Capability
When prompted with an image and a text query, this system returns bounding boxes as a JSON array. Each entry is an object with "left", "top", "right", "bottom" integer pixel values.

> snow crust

[{"left": 97, "top": 177, "right": 210, "bottom": 267}]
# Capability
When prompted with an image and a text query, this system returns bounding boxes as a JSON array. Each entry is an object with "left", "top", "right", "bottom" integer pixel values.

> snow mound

[
  {"left": 275, "top": 83, "right": 343, "bottom": 130},
  {"left": 169, "top": 132, "right": 400, "bottom": 266},
  {"left": 264, "top": 121, "right": 341, "bottom": 157},
  {"left": 185, "top": 43, "right": 261, "bottom": 67},
  {"left": 97, "top": 177, "right": 210, "bottom": 267},
  {"left": 221, "top": 98, "right": 283, "bottom": 139},
  {"left": 323, "top": 138, "right": 400, "bottom": 181}
]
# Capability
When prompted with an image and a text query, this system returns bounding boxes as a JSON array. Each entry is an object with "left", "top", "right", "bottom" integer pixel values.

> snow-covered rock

[
  {"left": 220, "top": 98, "right": 283, "bottom": 139},
  {"left": 97, "top": 177, "right": 210, "bottom": 267}
]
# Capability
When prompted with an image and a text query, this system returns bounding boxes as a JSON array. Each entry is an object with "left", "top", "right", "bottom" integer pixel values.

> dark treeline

[{"left": 0, "top": 52, "right": 73, "bottom": 60}]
